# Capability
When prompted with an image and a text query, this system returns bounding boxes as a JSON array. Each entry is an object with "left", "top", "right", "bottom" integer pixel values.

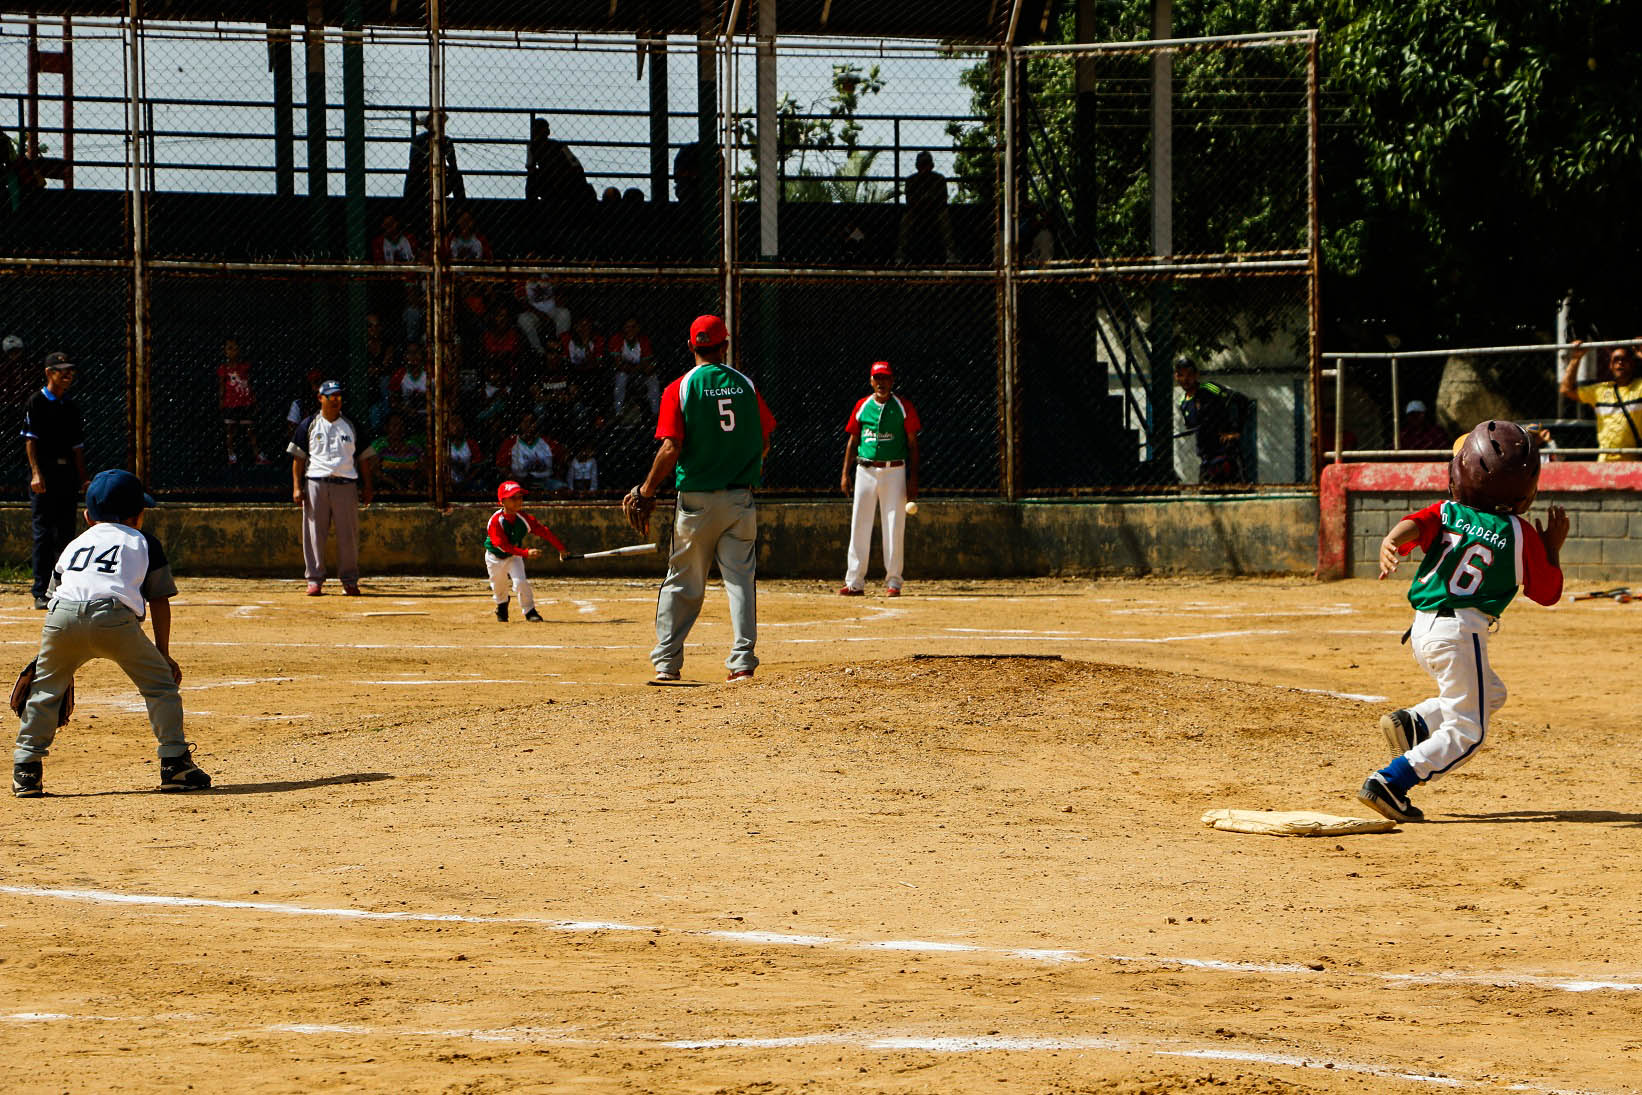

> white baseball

[{"left": 904, "top": 501, "right": 918, "bottom": 515}]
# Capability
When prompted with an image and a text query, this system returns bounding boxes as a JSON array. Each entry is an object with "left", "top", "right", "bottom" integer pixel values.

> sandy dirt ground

[{"left": 2, "top": 573, "right": 1640, "bottom": 1094}]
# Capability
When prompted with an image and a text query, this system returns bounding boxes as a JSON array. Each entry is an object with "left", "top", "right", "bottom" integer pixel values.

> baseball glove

[
  {"left": 622, "top": 486, "right": 656, "bottom": 537},
  {"left": 8, "top": 658, "right": 73, "bottom": 726}
]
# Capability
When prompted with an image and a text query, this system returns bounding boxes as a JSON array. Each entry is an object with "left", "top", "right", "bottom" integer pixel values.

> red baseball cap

[
  {"left": 689, "top": 314, "right": 728, "bottom": 351},
  {"left": 870, "top": 361, "right": 893, "bottom": 378},
  {"left": 497, "top": 480, "right": 526, "bottom": 501}
]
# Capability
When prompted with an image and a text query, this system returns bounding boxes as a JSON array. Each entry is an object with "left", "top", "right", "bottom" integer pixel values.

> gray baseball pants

[
  {"left": 303, "top": 477, "right": 360, "bottom": 584},
  {"left": 14, "top": 597, "right": 187, "bottom": 764},
  {"left": 651, "top": 488, "right": 758, "bottom": 675}
]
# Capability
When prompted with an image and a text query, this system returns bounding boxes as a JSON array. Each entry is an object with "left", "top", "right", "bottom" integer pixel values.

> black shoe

[
  {"left": 32, "top": 596, "right": 48, "bottom": 610},
  {"left": 1380, "top": 709, "right": 1428, "bottom": 756},
  {"left": 1357, "top": 773, "right": 1423, "bottom": 823},
  {"left": 496, "top": 602, "right": 508, "bottom": 622},
  {"left": 159, "top": 748, "right": 211, "bottom": 792},
  {"left": 12, "top": 761, "right": 42, "bottom": 798},
  {"left": 523, "top": 608, "right": 543, "bottom": 622}
]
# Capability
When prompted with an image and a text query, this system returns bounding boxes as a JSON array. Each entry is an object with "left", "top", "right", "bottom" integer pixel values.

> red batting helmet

[{"left": 1450, "top": 420, "right": 1540, "bottom": 515}]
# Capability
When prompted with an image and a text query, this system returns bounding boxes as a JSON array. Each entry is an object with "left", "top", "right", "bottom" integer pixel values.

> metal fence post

[
  {"left": 1000, "top": 41, "right": 1018, "bottom": 500},
  {"left": 125, "top": 3, "right": 149, "bottom": 481}
]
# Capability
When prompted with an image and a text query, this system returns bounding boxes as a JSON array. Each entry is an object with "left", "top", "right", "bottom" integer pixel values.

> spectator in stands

[
  {"left": 445, "top": 208, "right": 491, "bottom": 262},
  {"left": 403, "top": 110, "right": 464, "bottom": 228},
  {"left": 217, "top": 337, "right": 269, "bottom": 466},
  {"left": 600, "top": 186, "right": 622, "bottom": 204},
  {"left": 370, "top": 214, "right": 423, "bottom": 344},
  {"left": 368, "top": 410, "right": 425, "bottom": 494},
  {"left": 1019, "top": 201, "right": 1054, "bottom": 263},
  {"left": 363, "top": 313, "right": 401, "bottom": 412},
  {"left": 524, "top": 118, "right": 589, "bottom": 209},
  {"left": 473, "top": 362, "right": 513, "bottom": 448},
  {"left": 502, "top": 411, "right": 565, "bottom": 492},
  {"left": 390, "top": 341, "right": 432, "bottom": 422},
  {"left": 672, "top": 141, "right": 722, "bottom": 208},
  {"left": 609, "top": 317, "right": 657, "bottom": 420},
  {"left": 567, "top": 440, "right": 599, "bottom": 493},
  {"left": 895, "top": 152, "right": 957, "bottom": 265},
  {"left": 480, "top": 301, "right": 525, "bottom": 384},
  {"left": 562, "top": 315, "right": 604, "bottom": 375},
  {"left": 446, "top": 413, "right": 487, "bottom": 495},
  {"left": 516, "top": 279, "right": 571, "bottom": 357},
  {"left": 1174, "top": 354, "right": 1252, "bottom": 485},
  {"left": 1561, "top": 339, "right": 1642, "bottom": 461},
  {"left": 1396, "top": 400, "right": 1448, "bottom": 452}
]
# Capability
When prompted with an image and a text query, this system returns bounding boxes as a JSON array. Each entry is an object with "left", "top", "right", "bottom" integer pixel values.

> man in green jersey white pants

[
  {"left": 840, "top": 360, "right": 921, "bottom": 597},
  {"left": 627, "top": 315, "right": 776, "bottom": 684}
]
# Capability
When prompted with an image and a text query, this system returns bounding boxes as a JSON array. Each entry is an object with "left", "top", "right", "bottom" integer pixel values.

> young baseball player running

[
  {"left": 486, "top": 480, "right": 567, "bottom": 622},
  {"left": 12, "top": 469, "right": 210, "bottom": 798},
  {"left": 1358, "top": 420, "right": 1567, "bottom": 823}
]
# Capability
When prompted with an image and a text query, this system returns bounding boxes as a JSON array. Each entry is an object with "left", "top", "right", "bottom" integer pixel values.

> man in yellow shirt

[{"left": 1561, "top": 340, "right": 1642, "bottom": 461}]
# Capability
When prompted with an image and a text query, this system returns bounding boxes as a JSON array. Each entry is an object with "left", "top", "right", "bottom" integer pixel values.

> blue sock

[{"left": 1378, "top": 756, "right": 1418, "bottom": 793}]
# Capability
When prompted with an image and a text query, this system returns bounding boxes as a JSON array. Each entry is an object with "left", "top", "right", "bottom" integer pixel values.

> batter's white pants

[
  {"left": 1402, "top": 607, "right": 1508, "bottom": 783},
  {"left": 844, "top": 463, "right": 907, "bottom": 592},
  {"left": 485, "top": 552, "right": 535, "bottom": 612}
]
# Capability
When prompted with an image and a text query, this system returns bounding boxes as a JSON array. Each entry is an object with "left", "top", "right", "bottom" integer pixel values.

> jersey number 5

[
  {"left": 717, "top": 397, "right": 736, "bottom": 432},
  {"left": 66, "top": 544, "right": 121, "bottom": 574}
]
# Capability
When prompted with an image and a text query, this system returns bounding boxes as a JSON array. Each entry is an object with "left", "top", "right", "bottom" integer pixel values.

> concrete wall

[
  {"left": 1, "top": 495, "right": 1320, "bottom": 580},
  {"left": 1347, "top": 490, "right": 1642, "bottom": 584}
]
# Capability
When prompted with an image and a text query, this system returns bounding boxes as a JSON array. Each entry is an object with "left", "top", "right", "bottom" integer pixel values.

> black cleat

[
  {"left": 523, "top": 608, "right": 544, "bottom": 622},
  {"left": 13, "top": 761, "right": 43, "bottom": 798},
  {"left": 496, "top": 602, "right": 508, "bottom": 622},
  {"left": 159, "top": 749, "right": 211, "bottom": 792},
  {"left": 1380, "top": 709, "right": 1428, "bottom": 756},
  {"left": 1357, "top": 773, "right": 1423, "bottom": 823},
  {"left": 32, "top": 596, "right": 49, "bottom": 610}
]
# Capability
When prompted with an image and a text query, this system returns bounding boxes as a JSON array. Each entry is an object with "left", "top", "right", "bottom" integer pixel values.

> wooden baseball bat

[
  {"left": 1572, "top": 587, "right": 1630, "bottom": 601},
  {"left": 562, "top": 542, "right": 658, "bottom": 561}
]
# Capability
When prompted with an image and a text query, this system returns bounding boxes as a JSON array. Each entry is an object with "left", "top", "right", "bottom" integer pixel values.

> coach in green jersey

[{"left": 627, "top": 314, "right": 776, "bottom": 684}]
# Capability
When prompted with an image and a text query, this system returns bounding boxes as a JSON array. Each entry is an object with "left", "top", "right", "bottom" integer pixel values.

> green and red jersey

[
  {"left": 656, "top": 362, "right": 776, "bottom": 491},
  {"left": 485, "top": 508, "right": 566, "bottom": 558},
  {"left": 845, "top": 394, "right": 921, "bottom": 462},
  {"left": 1397, "top": 500, "right": 1562, "bottom": 617}
]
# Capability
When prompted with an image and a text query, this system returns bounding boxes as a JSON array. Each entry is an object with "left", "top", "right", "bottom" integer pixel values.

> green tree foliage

[
  {"left": 732, "top": 63, "right": 891, "bottom": 202},
  {"left": 947, "top": 0, "right": 1642, "bottom": 341}
]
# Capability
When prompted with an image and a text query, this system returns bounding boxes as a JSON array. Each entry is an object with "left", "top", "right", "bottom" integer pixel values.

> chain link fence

[{"left": 0, "top": 8, "right": 1317, "bottom": 505}]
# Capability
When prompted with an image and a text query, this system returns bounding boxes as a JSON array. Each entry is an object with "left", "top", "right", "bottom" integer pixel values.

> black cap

[
  {"left": 1172, "top": 353, "right": 1196, "bottom": 370},
  {"left": 43, "top": 351, "right": 75, "bottom": 370}
]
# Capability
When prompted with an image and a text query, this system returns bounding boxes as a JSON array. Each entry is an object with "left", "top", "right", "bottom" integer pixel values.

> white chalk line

[
  {"left": 0, "top": 1013, "right": 1610, "bottom": 1093},
  {"left": 4, "top": 884, "right": 1638, "bottom": 1002},
  {"left": 1292, "top": 686, "right": 1390, "bottom": 703}
]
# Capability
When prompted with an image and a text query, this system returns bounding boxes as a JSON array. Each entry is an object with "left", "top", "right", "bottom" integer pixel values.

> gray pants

[
  {"left": 303, "top": 477, "right": 360, "bottom": 584},
  {"left": 652, "top": 488, "right": 758, "bottom": 675},
  {"left": 14, "top": 597, "right": 187, "bottom": 764}
]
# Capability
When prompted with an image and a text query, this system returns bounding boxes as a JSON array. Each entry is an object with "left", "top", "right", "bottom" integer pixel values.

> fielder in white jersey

[
  {"left": 840, "top": 361, "right": 921, "bottom": 597},
  {"left": 12, "top": 469, "right": 211, "bottom": 798}
]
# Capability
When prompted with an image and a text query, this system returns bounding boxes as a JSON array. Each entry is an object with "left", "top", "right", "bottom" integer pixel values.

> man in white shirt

[
  {"left": 516, "top": 279, "right": 571, "bottom": 357},
  {"left": 12, "top": 469, "right": 210, "bottom": 797},
  {"left": 289, "top": 380, "right": 376, "bottom": 596}
]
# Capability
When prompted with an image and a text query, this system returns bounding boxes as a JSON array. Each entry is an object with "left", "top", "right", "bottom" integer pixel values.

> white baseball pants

[
  {"left": 1402, "top": 607, "right": 1507, "bottom": 782},
  {"left": 485, "top": 552, "right": 536, "bottom": 612},
  {"left": 844, "top": 463, "right": 906, "bottom": 592}
]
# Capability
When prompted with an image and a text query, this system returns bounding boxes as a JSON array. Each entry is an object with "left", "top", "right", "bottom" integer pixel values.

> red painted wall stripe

[{"left": 1317, "top": 461, "right": 1642, "bottom": 580}]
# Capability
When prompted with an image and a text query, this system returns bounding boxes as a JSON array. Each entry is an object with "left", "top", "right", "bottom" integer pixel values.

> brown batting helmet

[{"left": 1450, "top": 420, "right": 1540, "bottom": 515}]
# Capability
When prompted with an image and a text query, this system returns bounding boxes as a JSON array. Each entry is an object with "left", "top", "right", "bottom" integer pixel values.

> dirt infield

[{"left": 2, "top": 575, "right": 1640, "bottom": 1094}]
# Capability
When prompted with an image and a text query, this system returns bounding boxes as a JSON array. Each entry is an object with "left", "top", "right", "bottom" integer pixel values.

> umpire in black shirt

[{"left": 21, "top": 351, "right": 88, "bottom": 608}]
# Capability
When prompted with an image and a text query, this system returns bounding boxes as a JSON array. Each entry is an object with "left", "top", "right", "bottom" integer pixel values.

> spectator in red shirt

[
  {"left": 217, "top": 337, "right": 268, "bottom": 466},
  {"left": 1397, "top": 400, "right": 1449, "bottom": 453}
]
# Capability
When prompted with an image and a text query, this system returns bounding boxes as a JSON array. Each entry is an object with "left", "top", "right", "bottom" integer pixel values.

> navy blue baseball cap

[
  {"left": 85, "top": 469, "right": 155, "bottom": 522},
  {"left": 318, "top": 379, "right": 343, "bottom": 396}
]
